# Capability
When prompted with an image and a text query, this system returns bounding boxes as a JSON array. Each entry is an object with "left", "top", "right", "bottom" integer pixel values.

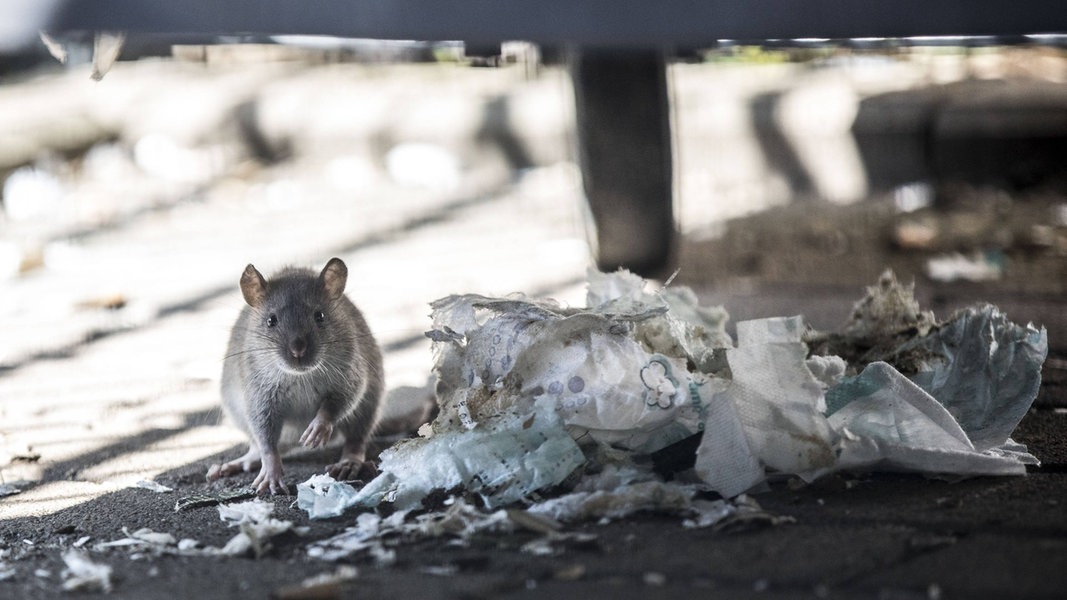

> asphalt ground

[{"left": 1, "top": 57, "right": 1066, "bottom": 599}]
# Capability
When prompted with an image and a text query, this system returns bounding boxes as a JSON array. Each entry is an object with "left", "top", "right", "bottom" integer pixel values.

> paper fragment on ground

[
  {"left": 305, "top": 479, "right": 746, "bottom": 562},
  {"left": 95, "top": 527, "right": 177, "bottom": 550},
  {"left": 307, "top": 511, "right": 403, "bottom": 563},
  {"left": 0, "top": 562, "right": 15, "bottom": 582},
  {"left": 308, "top": 498, "right": 514, "bottom": 562},
  {"left": 60, "top": 550, "right": 112, "bottom": 593},
  {"left": 297, "top": 474, "right": 360, "bottom": 519},
  {"left": 212, "top": 499, "right": 297, "bottom": 558},
  {"left": 273, "top": 565, "right": 360, "bottom": 599},
  {"left": 526, "top": 480, "right": 719, "bottom": 525},
  {"left": 704, "top": 316, "right": 838, "bottom": 495},
  {"left": 134, "top": 479, "right": 173, "bottom": 493},
  {"left": 95, "top": 500, "right": 298, "bottom": 559}
]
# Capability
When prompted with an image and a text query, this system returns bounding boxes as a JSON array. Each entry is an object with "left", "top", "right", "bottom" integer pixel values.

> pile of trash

[
  {"left": 32, "top": 268, "right": 1043, "bottom": 579},
  {"left": 297, "top": 269, "right": 1047, "bottom": 541}
]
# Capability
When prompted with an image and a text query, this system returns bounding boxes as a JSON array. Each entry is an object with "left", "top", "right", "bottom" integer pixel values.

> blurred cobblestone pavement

[{"left": 1, "top": 54, "right": 1066, "bottom": 599}]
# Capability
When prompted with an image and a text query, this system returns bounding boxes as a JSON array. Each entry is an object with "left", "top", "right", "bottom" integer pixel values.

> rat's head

[{"left": 239, "top": 257, "right": 349, "bottom": 374}]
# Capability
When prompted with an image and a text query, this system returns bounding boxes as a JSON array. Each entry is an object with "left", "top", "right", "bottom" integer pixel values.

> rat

[{"left": 206, "top": 257, "right": 383, "bottom": 494}]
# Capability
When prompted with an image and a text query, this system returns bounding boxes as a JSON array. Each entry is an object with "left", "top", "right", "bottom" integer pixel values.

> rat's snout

[{"left": 289, "top": 337, "right": 308, "bottom": 359}]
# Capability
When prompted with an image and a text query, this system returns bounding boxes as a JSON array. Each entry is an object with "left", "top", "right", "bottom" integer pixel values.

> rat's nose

[{"left": 289, "top": 338, "right": 308, "bottom": 359}]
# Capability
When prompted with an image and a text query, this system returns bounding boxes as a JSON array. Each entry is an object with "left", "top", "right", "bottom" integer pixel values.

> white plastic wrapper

[
  {"left": 826, "top": 362, "right": 1035, "bottom": 477},
  {"left": 902, "top": 304, "right": 1047, "bottom": 451},
  {"left": 297, "top": 474, "right": 360, "bottom": 520},
  {"left": 353, "top": 398, "right": 584, "bottom": 510},
  {"left": 710, "top": 301, "right": 1045, "bottom": 496},
  {"left": 341, "top": 269, "right": 1047, "bottom": 512}
]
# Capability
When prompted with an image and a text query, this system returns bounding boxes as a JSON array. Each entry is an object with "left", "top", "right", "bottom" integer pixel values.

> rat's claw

[
  {"left": 327, "top": 459, "right": 358, "bottom": 481},
  {"left": 299, "top": 414, "right": 334, "bottom": 448},
  {"left": 252, "top": 458, "right": 288, "bottom": 495},
  {"left": 252, "top": 472, "right": 289, "bottom": 495}
]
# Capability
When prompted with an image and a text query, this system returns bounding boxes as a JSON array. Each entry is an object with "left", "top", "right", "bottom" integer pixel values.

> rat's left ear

[
  {"left": 240, "top": 264, "right": 268, "bottom": 308},
  {"left": 320, "top": 257, "right": 348, "bottom": 299}
]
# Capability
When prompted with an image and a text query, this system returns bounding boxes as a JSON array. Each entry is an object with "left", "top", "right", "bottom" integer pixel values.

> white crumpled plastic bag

[{"left": 702, "top": 291, "right": 1046, "bottom": 496}]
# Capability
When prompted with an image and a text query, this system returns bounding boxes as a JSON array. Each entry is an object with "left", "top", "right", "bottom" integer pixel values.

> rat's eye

[
  {"left": 314, "top": 310, "right": 326, "bottom": 324},
  {"left": 266, "top": 314, "right": 278, "bottom": 327}
]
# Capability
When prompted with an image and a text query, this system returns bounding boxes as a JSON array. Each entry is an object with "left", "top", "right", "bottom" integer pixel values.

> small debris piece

[
  {"left": 212, "top": 499, "right": 296, "bottom": 559},
  {"left": 11, "top": 451, "right": 41, "bottom": 463},
  {"left": 0, "top": 562, "right": 16, "bottom": 582},
  {"left": 273, "top": 565, "right": 358, "bottom": 600},
  {"left": 520, "top": 538, "right": 556, "bottom": 556},
  {"left": 830, "top": 269, "right": 938, "bottom": 362},
  {"left": 296, "top": 474, "right": 359, "bottom": 520},
  {"left": 926, "top": 251, "right": 1003, "bottom": 283},
  {"left": 90, "top": 31, "right": 126, "bottom": 81},
  {"left": 643, "top": 571, "right": 667, "bottom": 586},
  {"left": 175, "top": 487, "right": 255, "bottom": 512},
  {"left": 76, "top": 293, "right": 128, "bottom": 311},
  {"left": 128, "top": 528, "right": 177, "bottom": 546},
  {"left": 217, "top": 499, "right": 274, "bottom": 525},
  {"left": 521, "top": 532, "right": 599, "bottom": 556},
  {"left": 527, "top": 481, "right": 716, "bottom": 525},
  {"left": 60, "top": 549, "right": 112, "bottom": 593},
  {"left": 707, "top": 495, "right": 796, "bottom": 533},
  {"left": 553, "top": 564, "right": 586, "bottom": 581},
  {"left": 134, "top": 479, "right": 173, "bottom": 493},
  {"left": 307, "top": 511, "right": 407, "bottom": 563},
  {"left": 95, "top": 527, "right": 176, "bottom": 551},
  {"left": 420, "top": 565, "right": 459, "bottom": 577},
  {"left": 506, "top": 508, "right": 563, "bottom": 534},
  {"left": 0, "top": 483, "right": 22, "bottom": 497},
  {"left": 39, "top": 32, "right": 68, "bottom": 63}
]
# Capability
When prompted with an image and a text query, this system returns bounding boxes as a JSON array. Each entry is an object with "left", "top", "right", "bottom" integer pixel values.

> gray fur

[{"left": 215, "top": 258, "right": 383, "bottom": 492}]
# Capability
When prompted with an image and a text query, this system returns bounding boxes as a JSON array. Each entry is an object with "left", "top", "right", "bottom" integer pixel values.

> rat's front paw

[
  {"left": 252, "top": 459, "right": 289, "bottom": 495},
  {"left": 206, "top": 463, "right": 224, "bottom": 482},
  {"left": 326, "top": 458, "right": 359, "bottom": 481},
  {"left": 327, "top": 458, "right": 378, "bottom": 482},
  {"left": 299, "top": 413, "right": 335, "bottom": 448}
]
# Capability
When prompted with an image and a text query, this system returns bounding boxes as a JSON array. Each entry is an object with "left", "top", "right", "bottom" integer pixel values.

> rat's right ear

[
  {"left": 240, "top": 264, "right": 267, "bottom": 308},
  {"left": 320, "top": 257, "right": 348, "bottom": 300}
]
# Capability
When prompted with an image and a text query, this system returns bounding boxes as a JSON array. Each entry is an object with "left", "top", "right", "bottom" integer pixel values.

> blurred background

[{"left": 2, "top": 35, "right": 1067, "bottom": 516}]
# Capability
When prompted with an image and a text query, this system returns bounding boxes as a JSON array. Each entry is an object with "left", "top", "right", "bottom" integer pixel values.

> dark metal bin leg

[{"left": 569, "top": 49, "right": 675, "bottom": 278}]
